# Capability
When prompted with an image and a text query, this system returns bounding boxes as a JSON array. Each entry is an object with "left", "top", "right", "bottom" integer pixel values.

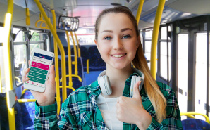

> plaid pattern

[{"left": 34, "top": 72, "right": 183, "bottom": 130}]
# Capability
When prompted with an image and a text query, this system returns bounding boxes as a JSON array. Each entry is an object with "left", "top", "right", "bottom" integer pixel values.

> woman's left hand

[{"left": 116, "top": 81, "right": 152, "bottom": 130}]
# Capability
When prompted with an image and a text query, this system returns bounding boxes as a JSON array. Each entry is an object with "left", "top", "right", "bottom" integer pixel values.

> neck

[{"left": 104, "top": 64, "right": 133, "bottom": 97}]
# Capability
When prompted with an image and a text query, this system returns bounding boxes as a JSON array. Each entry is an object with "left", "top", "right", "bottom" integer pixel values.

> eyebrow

[
  {"left": 121, "top": 28, "right": 132, "bottom": 32},
  {"left": 101, "top": 28, "right": 132, "bottom": 33}
]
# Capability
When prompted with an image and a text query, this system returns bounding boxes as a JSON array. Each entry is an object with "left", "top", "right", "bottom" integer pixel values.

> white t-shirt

[{"left": 97, "top": 94, "right": 123, "bottom": 130}]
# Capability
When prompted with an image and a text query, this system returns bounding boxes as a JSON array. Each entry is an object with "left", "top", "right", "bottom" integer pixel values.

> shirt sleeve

[
  {"left": 34, "top": 101, "right": 59, "bottom": 130},
  {"left": 146, "top": 83, "right": 183, "bottom": 130},
  {"left": 34, "top": 96, "right": 79, "bottom": 130}
]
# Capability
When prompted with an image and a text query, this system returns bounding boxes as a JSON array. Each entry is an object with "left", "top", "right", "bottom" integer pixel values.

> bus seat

[
  {"left": 88, "top": 46, "right": 106, "bottom": 71},
  {"left": 182, "top": 118, "right": 210, "bottom": 130},
  {"left": 19, "top": 90, "right": 35, "bottom": 129}
]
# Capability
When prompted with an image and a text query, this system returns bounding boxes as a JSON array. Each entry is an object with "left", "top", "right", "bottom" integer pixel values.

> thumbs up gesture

[{"left": 116, "top": 81, "right": 152, "bottom": 129}]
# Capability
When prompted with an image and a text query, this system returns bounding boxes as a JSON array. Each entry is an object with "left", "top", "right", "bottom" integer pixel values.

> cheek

[{"left": 98, "top": 45, "right": 110, "bottom": 58}]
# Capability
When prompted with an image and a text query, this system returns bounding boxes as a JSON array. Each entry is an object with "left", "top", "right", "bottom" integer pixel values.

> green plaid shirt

[{"left": 34, "top": 72, "right": 183, "bottom": 130}]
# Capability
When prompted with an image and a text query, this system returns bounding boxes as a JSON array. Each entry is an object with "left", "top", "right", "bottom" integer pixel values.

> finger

[
  {"left": 22, "top": 68, "right": 30, "bottom": 82},
  {"left": 132, "top": 81, "right": 141, "bottom": 99},
  {"left": 49, "top": 65, "right": 55, "bottom": 79},
  {"left": 49, "top": 65, "right": 55, "bottom": 84}
]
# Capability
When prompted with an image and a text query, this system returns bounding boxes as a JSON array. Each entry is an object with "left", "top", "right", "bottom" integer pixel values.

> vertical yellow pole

[
  {"left": 65, "top": 31, "right": 73, "bottom": 88},
  {"left": 150, "top": 0, "right": 166, "bottom": 79},
  {"left": 74, "top": 32, "right": 81, "bottom": 58},
  {"left": 136, "top": 0, "right": 144, "bottom": 26},
  {"left": 87, "top": 59, "right": 89, "bottom": 74},
  {"left": 51, "top": 10, "right": 61, "bottom": 114},
  {"left": 34, "top": 0, "right": 67, "bottom": 100},
  {"left": 70, "top": 32, "right": 78, "bottom": 75},
  {"left": 3, "top": 0, "right": 15, "bottom": 129}
]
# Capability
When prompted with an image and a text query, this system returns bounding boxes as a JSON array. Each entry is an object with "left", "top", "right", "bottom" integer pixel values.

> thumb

[{"left": 132, "top": 81, "right": 141, "bottom": 99}]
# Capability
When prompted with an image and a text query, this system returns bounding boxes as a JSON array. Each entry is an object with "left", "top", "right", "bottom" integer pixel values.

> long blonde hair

[{"left": 95, "top": 6, "right": 166, "bottom": 123}]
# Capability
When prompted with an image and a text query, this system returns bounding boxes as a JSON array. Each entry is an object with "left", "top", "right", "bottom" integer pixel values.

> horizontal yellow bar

[{"left": 18, "top": 99, "right": 36, "bottom": 103}]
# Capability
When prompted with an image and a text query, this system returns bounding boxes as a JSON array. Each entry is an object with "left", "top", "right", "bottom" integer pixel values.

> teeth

[{"left": 112, "top": 55, "right": 124, "bottom": 58}]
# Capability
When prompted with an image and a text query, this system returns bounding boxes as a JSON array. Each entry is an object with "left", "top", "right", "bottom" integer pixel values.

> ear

[{"left": 94, "top": 39, "right": 99, "bottom": 48}]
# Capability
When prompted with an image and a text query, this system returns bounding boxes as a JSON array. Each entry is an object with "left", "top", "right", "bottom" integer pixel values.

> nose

[{"left": 113, "top": 37, "right": 123, "bottom": 50}]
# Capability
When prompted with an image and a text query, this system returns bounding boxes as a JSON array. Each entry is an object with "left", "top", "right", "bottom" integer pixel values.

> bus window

[
  {"left": 30, "top": 30, "right": 45, "bottom": 52},
  {"left": 13, "top": 28, "right": 25, "bottom": 42},
  {"left": 13, "top": 27, "right": 27, "bottom": 86},
  {"left": 160, "top": 41, "right": 167, "bottom": 79},
  {"left": 178, "top": 33, "right": 188, "bottom": 120},
  {"left": 195, "top": 33, "right": 207, "bottom": 120},
  {"left": 30, "top": 43, "right": 44, "bottom": 52},
  {"left": 14, "top": 45, "right": 27, "bottom": 82}
]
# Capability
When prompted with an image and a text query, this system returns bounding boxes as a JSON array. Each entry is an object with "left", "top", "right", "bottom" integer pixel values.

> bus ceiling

[{"left": 0, "top": 0, "right": 210, "bottom": 29}]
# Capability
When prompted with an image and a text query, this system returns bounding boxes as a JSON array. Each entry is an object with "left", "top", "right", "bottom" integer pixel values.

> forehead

[{"left": 98, "top": 13, "right": 134, "bottom": 31}]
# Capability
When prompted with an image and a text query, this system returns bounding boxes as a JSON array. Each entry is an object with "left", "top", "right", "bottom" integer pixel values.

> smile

[{"left": 111, "top": 53, "right": 127, "bottom": 58}]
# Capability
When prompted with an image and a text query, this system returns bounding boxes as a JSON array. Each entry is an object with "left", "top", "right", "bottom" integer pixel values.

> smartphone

[
  {"left": 130, "top": 75, "right": 144, "bottom": 97},
  {"left": 24, "top": 48, "right": 54, "bottom": 92}
]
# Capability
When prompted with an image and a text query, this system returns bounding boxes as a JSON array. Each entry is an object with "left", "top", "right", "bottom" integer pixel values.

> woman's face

[{"left": 95, "top": 13, "right": 140, "bottom": 70}]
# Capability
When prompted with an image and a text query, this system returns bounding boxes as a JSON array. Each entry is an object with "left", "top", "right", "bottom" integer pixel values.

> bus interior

[{"left": 1, "top": 0, "right": 210, "bottom": 129}]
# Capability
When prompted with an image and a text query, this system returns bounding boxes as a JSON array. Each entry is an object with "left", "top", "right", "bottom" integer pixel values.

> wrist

[
  {"left": 135, "top": 110, "right": 152, "bottom": 130},
  {"left": 37, "top": 99, "right": 55, "bottom": 106}
]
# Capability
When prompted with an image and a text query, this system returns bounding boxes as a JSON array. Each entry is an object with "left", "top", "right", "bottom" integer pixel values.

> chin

[{"left": 111, "top": 63, "right": 130, "bottom": 70}]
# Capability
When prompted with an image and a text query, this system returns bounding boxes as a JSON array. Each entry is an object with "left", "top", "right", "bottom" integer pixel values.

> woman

[{"left": 23, "top": 6, "right": 183, "bottom": 130}]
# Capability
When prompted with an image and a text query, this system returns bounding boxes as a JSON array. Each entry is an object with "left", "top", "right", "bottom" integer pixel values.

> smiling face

[{"left": 94, "top": 13, "right": 140, "bottom": 70}]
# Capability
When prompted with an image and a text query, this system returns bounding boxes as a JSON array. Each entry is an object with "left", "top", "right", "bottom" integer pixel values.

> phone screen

[{"left": 25, "top": 51, "right": 53, "bottom": 90}]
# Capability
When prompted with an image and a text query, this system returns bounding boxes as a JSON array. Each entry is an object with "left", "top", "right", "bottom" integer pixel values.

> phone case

[{"left": 24, "top": 48, "right": 54, "bottom": 92}]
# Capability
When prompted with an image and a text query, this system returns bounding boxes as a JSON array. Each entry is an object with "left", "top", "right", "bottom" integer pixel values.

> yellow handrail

[
  {"left": 3, "top": 0, "right": 15, "bottom": 129},
  {"left": 60, "top": 74, "right": 82, "bottom": 83},
  {"left": 70, "top": 32, "right": 78, "bottom": 75},
  {"left": 25, "top": 8, "right": 30, "bottom": 25},
  {"left": 18, "top": 99, "right": 36, "bottom": 103},
  {"left": 51, "top": 10, "right": 61, "bottom": 114},
  {"left": 136, "top": 0, "right": 144, "bottom": 26},
  {"left": 65, "top": 31, "right": 73, "bottom": 88},
  {"left": 180, "top": 112, "right": 210, "bottom": 124},
  {"left": 74, "top": 32, "right": 81, "bottom": 58},
  {"left": 34, "top": 0, "right": 67, "bottom": 101},
  {"left": 150, "top": 0, "right": 166, "bottom": 79},
  {"left": 15, "top": 76, "right": 21, "bottom": 83},
  {"left": 59, "top": 85, "right": 75, "bottom": 91},
  {"left": 87, "top": 59, "right": 89, "bottom": 74},
  {"left": 35, "top": 20, "right": 49, "bottom": 29}
]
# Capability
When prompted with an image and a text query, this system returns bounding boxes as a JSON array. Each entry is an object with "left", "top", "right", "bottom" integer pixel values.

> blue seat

[
  {"left": 88, "top": 46, "right": 106, "bottom": 71},
  {"left": 182, "top": 118, "right": 210, "bottom": 130}
]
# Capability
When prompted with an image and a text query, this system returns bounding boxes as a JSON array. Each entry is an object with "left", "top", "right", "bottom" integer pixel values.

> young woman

[{"left": 23, "top": 6, "right": 183, "bottom": 130}]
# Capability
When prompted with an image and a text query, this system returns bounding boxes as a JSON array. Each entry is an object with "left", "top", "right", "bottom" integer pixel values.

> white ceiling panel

[{"left": 168, "top": 0, "right": 210, "bottom": 15}]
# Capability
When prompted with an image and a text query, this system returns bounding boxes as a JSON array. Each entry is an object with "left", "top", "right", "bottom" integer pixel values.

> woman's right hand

[{"left": 22, "top": 65, "right": 56, "bottom": 106}]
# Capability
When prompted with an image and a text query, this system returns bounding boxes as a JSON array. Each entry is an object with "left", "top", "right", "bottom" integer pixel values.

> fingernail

[{"left": 26, "top": 77, "right": 30, "bottom": 80}]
